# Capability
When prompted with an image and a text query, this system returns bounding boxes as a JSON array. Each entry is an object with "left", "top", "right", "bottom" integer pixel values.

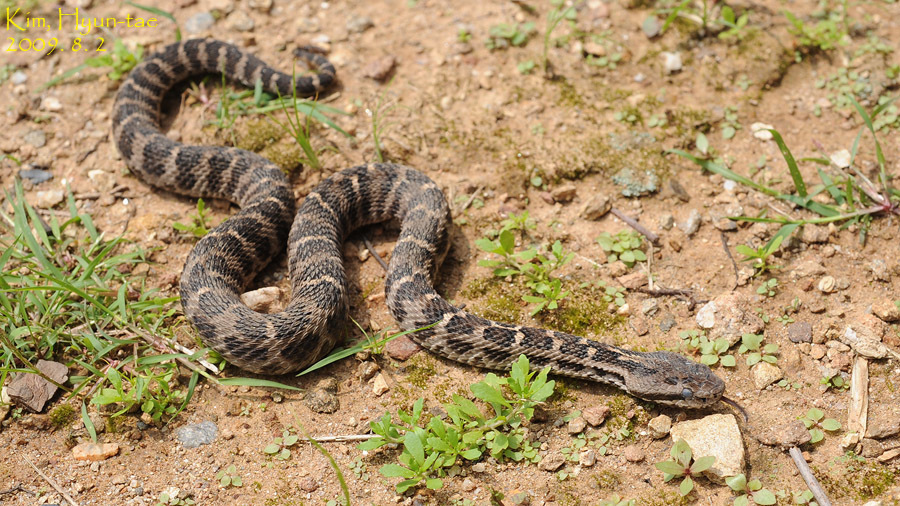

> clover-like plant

[
  {"left": 739, "top": 333, "right": 778, "bottom": 366},
  {"left": 654, "top": 439, "right": 716, "bottom": 497},
  {"left": 726, "top": 474, "right": 777, "bottom": 505},
  {"left": 800, "top": 408, "right": 841, "bottom": 443}
]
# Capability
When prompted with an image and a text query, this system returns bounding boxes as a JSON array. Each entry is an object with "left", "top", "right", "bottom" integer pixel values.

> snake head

[{"left": 624, "top": 351, "right": 726, "bottom": 408}]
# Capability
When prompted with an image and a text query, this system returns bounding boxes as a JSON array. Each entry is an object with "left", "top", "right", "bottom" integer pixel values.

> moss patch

[
  {"left": 817, "top": 456, "right": 898, "bottom": 501},
  {"left": 49, "top": 403, "right": 76, "bottom": 430},
  {"left": 539, "top": 289, "right": 624, "bottom": 339},
  {"left": 405, "top": 354, "right": 438, "bottom": 389},
  {"left": 461, "top": 277, "right": 527, "bottom": 324}
]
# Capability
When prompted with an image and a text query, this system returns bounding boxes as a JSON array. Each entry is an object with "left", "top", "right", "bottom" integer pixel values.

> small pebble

[
  {"left": 623, "top": 445, "right": 644, "bottom": 463},
  {"left": 184, "top": 12, "right": 215, "bottom": 33},
  {"left": 661, "top": 52, "right": 681, "bottom": 74},
  {"left": 647, "top": 415, "right": 672, "bottom": 439},
  {"left": 582, "top": 406, "right": 610, "bottom": 427}
]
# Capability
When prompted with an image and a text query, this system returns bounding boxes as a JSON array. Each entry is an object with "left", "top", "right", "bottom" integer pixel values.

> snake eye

[{"left": 681, "top": 388, "right": 694, "bottom": 400}]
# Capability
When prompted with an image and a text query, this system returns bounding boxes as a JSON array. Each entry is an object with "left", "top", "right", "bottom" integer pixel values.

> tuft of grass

[
  {"left": 172, "top": 198, "right": 211, "bottom": 238},
  {"left": 41, "top": 39, "right": 144, "bottom": 91},
  {"left": 670, "top": 95, "right": 899, "bottom": 246},
  {"left": 476, "top": 229, "right": 574, "bottom": 315},
  {"left": 0, "top": 181, "right": 199, "bottom": 422},
  {"left": 360, "top": 355, "right": 554, "bottom": 494}
]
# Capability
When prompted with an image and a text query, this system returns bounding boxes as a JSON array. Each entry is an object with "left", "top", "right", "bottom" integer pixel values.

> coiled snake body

[{"left": 112, "top": 39, "right": 726, "bottom": 408}]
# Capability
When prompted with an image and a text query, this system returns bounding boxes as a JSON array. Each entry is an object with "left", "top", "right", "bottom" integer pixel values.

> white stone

[
  {"left": 669, "top": 414, "right": 745, "bottom": 482},
  {"left": 751, "top": 123, "right": 775, "bottom": 140}
]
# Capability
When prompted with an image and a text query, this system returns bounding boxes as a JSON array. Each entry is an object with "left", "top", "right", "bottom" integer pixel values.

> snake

[{"left": 111, "top": 38, "right": 727, "bottom": 409}]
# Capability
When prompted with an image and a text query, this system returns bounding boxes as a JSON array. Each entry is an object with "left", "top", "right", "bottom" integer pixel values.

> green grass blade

[
  {"left": 848, "top": 94, "right": 888, "bottom": 183},
  {"left": 668, "top": 149, "right": 780, "bottom": 197},
  {"left": 767, "top": 129, "right": 807, "bottom": 198},
  {"left": 81, "top": 401, "right": 98, "bottom": 442},
  {"left": 39, "top": 63, "right": 89, "bottom": 91},
  {"left": 125, "top": 1, "right": 182, "bottom": 41},
  {"left": 218, "top": 377, "right": 303, "bottom": 391}
]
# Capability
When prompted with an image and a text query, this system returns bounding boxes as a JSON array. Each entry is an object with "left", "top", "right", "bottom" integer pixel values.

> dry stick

[
  {"left": 609, "top": 207, "right": 660, "bottom": 245},
  {"left": 719, "top": 230, "right": 741, "bottom": 289},
  {"left": 456, "top": 185, "right": 485, "bottom": 216},
  {"left": 24, "top": 457, "right": 79, "bottom": 506},
  {"left": 300, "top": 434, "right": 379, "bottom": 443},
  {"left": 0, "top": 484, "right": 35, "bottom": 496},
  {"left": 788, "top": 446, "right": 833, "bottom": 506},
  {"left": 362, "top": 236, "right": 389, "bottom": 272}
]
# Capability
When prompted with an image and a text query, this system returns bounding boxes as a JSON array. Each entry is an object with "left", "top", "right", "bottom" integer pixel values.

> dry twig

[
  {"left": 24, "top": 457, "right": 79, "bottom": 506},
  {"left": 610, "top": 207, "right": 660, "bottom": 245},
  {"left": 788, "top": 446, "right": 832, "bottom": 506}
]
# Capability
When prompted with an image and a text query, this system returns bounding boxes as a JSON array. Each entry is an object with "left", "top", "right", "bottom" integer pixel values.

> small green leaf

[
  {"left": 806, "top": 408, "right": 824, "bottom": 421},
  {"left": 263, "top": 444, "right": 280, "bottom": 454},
  {"left": 679, "top": 476, "right": 694, "bottom": 496},
  {"left": 691, "top": 455, "right": 716, "bottom": 473},
  {"left": 655, "top": 460, "right": 685, "bottom": 476},
  {"left": 696, "top": 133, "right": 709, "bottom": 154},
  {"left": 809, "top": 428, "right": 824, "bottom": 443},
  {"left": 753, "top": 488, "right": 777, "bottom": 505},
  {"left": 726, "top": 474, "right": 747, "bottom": 491},
  {"left": 720, "top": 355, "right": 736, "bottom": 367},
  {"left": 380, "top": 464, "right": 416, "bottom": 479},
  {"left": 821, "top": 418, "right": 841, "bottom": 431},
  {"left": 471, "top": 381, "right": 510, "bottom": 408}
]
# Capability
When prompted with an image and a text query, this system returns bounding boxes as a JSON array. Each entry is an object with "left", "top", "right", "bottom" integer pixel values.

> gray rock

[
  {"left": 658, "top": 213, "right": 674, "bottom": 230},
  {"left": 641, "top": 299, "right": 659, "bottom": 316},
  {"left": 184, "top": 12, "right": 215, "bottom": 33},
  {"left": 581, "top": 193, "right": 611, "bottom": 220},
  {"left": 670, "top": 414, "right": 745, "bottom": 482},
  {"left": 787, "top": 321, "right": 812, "bottom": 343},
  {"left": 346, "top": 15, "right": 374, "bottom": 34},
  {"left": 248, "top": 0, "right": 273, "bottom": 12},
  {"left": 800, "top": 225, "right": 830, "bottom": 243},
  {"left": 567, "top": 416, "right": 586, "bottom": 435},
  {"left": 579, "top": 449, "right": 596, "bottom": 467},
  {"left": 869, "top": 259, "right": 890, "bottom": 282},
  {"left": 11, "top": 70, "right": 27, "bottom": 85},
  {"left": 18, "top": 167, "right": 53, "bottom": 184},
  {"left": 24, "top": 129, "right": 46, "bottom": 148},
  {"left": 34, "top": 189, "right": 65, "bottom": 209},
  {"left": 859, "top": 438, "right": 884, "bottom": 458},
  {"left": 678, "top": 209, "right": 702, "bottom": 236},
  {"left": 175, "top": 420, "right": 218, "bottom": 448}
]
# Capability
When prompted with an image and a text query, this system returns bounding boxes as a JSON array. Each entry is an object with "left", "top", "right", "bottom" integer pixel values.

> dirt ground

[{"left": 1, "top": 0, "right": 900, "bottom": 504}]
